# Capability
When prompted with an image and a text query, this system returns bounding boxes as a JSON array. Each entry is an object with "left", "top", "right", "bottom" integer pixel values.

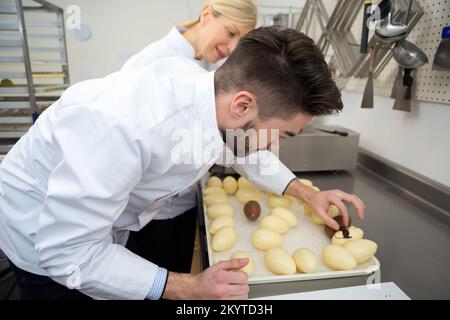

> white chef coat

[
  {"left": 123, "top": 26, "right": 295, "bottom": 220},
  {"left": 122, "top": 26, "right": 221, "bottom": 72},
  {"left": 0, "top": 58, "right": 224, "bottom": 299}
]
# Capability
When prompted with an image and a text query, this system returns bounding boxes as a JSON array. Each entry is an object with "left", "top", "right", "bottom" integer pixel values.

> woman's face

[{"left": 197, "top": 8, "right": 254, "bottom": 63}]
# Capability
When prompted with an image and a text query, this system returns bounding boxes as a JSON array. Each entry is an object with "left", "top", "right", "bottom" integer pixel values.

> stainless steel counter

[
  {"left": 253, "top": 282, "right": 410, "bottom": 300},
  {"left": 296, "top": 168, "right": 450, "bottom": 299}
]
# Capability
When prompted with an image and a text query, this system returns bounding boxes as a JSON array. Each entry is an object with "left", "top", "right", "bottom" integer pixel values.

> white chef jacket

[
  {"left": 123, "top": 26, "right": 220, "bottom": 72},
  {"left": 123, "top": 26, "right": 295, "bottom": 220},
  {"left": 0, "top": 58, "right": 225, "bottom": 299}
]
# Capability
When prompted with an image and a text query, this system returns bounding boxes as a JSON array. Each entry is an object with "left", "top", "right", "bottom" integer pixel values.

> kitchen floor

[{"left": 192, "top": 167, "right": 450, "bottom": 299}]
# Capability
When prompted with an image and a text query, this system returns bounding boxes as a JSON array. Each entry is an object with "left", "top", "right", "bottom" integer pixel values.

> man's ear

[{"left": 230, "top": 91, "right": 256, "bottom": 119}]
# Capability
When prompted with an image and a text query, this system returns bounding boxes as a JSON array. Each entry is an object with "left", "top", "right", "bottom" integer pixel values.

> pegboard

[{"left": 343, "top": 0, "right": 450, "bottom": 105}]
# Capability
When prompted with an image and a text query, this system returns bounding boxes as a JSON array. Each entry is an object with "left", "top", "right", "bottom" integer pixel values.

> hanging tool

[
  {"left": 393, "top": 40, "right": 428, "bottom": 69},
  {"left": 390, "top": 67, "right": 405, "bottom": 100},
  {"left": 392, "top": 40, "right": 428, "bottom": 112},
  {"left": 377, "top": 0, "right": 394, "bottom": 20},
  {"left": 393, "top": 68, "right": 413, "bottom": 111},
  {"left": 432, "top": 26, "right": 450, "bottom": 70},
  {"left": 361, "top": 45, "right": 377, "bottom": 108},
  {"left": 360, "top": 0, "right": 372, "bottom": 54},
  {"left": 375, "top": 0, "right": 408, "bottom": 39}
]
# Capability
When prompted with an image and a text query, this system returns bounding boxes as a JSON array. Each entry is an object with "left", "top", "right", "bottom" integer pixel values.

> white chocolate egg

[
  {"left": 237, "top": 177, "right": 254, "bottom": 189},
  {"left": 268, "top": 195, "right": 293, "bottom": 208},
  {"left": 270, "top": 207, "right": 298, "bottom": 227},
  {"left": 260, "top": 215, "right": 290, "bottom": 234},
  {"left": 265, "top": 248, "right": 297, "bottom": 275},
  {"left": 208, "top": 176, "right": 223, "bottom": 188},
  {"left": 206, "top": 203, "right": 234, "bottom": 219},
  {"left": 204, "top": 194, "right": 229, "bottom": 207},
  {"left": 251, "top": 228, "right": 283, "bottom": 251},
  {"left": 322, "top": 245, "right": 357, "bottom": 271},
  {"left": 293, "top": 248, "right": 318, "bottom": 273},
  {"left": 343, "top": 239, "right": 378, "bottom": 264},
  {"left": 203, "top": 187, "right": 227, "bottom": 197},
  {"left": 222, "top": 176, "right": 238, "bottom": 195},
  {"left": 235, "top": 188, "right": 261, "bottom": 204},
  {"left": 209, "top": 216, "right": 235, "bottom": 235},
  {"left": 212, "top": 226, "right": 237, "bottom": 252}
]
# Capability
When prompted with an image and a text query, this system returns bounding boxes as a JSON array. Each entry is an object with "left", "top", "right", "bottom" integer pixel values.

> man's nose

[
  {"left": 270, "top": 138, "right": 283, "bottom": 150},
  {"left": 265, "top": 139, "right": 282, "bottom": 150}
]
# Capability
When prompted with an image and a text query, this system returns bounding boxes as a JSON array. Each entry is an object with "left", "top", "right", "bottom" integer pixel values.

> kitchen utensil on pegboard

[
  {"left": 394, "top": 40, "right": 428, "bottom": 69},
  {"left": 392, "top": 40, "right": 428, "bottom": 111},
  {"left": 375, "top": 0, "right": 408, "bottom": 40},
  {"left": 432, "top": 26, "right": 450, "bottom": 71},
  {"left": 390, "top": 67, "right": 405, "bottom": 99},
  {"left": 391, "top": 0, "right": 413, "bottom": 105},
  {"left": 392, "top": 68, "right": 413, "bottom": 111},
  {"left": 361, "top": 45, "right": 377, "bottom": 108},
  {"left": 360, "top": 0, "right": 372, "bottom": 54}
]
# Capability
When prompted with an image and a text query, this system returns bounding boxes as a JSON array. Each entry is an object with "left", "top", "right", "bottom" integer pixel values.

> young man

[{"left": 0, "top": 27, "right": 364, "bottom": 300}]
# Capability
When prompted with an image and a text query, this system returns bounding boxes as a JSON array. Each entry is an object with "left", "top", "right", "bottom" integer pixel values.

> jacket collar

[{"left": 166, "top": 26, "right": 196, "bottom": 60}]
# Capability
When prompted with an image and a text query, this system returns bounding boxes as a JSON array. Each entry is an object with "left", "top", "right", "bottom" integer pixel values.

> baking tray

[{"left": 196, "top": 176, "right": 381, "bottom": 298}]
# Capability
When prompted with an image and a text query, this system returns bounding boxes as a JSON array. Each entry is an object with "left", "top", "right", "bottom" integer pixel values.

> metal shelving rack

[{"left": 0, "top": 0, "right": 70, "bottom": 156}]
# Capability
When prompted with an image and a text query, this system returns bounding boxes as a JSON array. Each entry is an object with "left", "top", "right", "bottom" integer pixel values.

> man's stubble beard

[{"left": 220, "top": 121, "right": 257, "bottom": 158}]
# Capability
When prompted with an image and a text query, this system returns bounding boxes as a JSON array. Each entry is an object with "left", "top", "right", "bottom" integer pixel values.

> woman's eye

[{"left": 228, "top": 31, "right": 235, "bottom": 37}]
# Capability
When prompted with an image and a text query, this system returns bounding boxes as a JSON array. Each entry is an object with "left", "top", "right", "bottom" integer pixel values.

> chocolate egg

[
  {"left": 324, "top": 215, "right": 352, "bottom": 239},
  {"left": 244, "top": 200, "right": 261, "bottom": 221}
]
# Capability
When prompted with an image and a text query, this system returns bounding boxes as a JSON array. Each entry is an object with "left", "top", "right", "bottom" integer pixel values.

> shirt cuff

[
  {"left": 282, "top": 177, "right": 298, "bottom": 195},
  {"left": 146, "top": 267, "right": 168, "bottom": 300},
  {"left": 274, "top": 162, "right": 297, "bottom": 195}
]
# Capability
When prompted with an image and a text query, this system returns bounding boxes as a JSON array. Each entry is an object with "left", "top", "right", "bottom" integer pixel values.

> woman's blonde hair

[{"left": 182, "top": 0, "right": 257, "bottom": 28}]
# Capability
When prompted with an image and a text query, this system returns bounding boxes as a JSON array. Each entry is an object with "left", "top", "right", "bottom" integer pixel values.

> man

[{"left": 0, "top": 27, "right": 365, "bottom": 300}]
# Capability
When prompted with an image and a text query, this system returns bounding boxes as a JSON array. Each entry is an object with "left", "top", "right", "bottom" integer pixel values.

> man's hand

[
  {"left": 284, "top": 179, "right": 365, "bottom": 230},
  {"left": 308, "top": 189, "right": 365, "bottom": 229},
  {"left": 162, "top": 258, "right": 249, "bottom": 300}
]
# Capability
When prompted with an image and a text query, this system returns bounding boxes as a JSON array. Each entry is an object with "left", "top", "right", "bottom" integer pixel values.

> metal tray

[{"left": 196, "top": 177, "right": 380, "bottom": 298}]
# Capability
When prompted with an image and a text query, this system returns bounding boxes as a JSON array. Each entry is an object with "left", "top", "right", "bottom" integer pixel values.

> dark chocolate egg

[
  {"left": 244, "top": 200, "right": 261, "bottom": 221},
  {"left": 324, "top": 215, "right": 352, "bottom": 239}
]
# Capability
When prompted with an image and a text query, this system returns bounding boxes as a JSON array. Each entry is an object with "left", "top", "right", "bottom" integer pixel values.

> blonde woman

[
  {"left": 124, "top": 0, "right": 262, "bottom": 277},
  {"left": 122, "top": 0, "right": 257, "bottom": 71}
]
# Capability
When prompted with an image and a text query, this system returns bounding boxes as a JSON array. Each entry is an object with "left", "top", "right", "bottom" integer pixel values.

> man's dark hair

[{"left": 215, "top": 26, "right": 343, "bottom": 119}]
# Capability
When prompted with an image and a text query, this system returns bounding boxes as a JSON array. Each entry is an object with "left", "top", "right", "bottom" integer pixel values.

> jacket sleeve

[
  {"left": 34, "top": 106, "right": 158, "bottom": 300},
  {"left": 231, "top": 150, "right": 296, "bottom": 195}
]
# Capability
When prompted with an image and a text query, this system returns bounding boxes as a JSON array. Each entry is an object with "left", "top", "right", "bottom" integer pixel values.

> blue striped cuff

[{"left": 147, "top": 267, "right": 168, "bottom": 300}]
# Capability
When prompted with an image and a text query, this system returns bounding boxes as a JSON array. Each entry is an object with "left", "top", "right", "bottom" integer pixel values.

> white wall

[
  {"left": 319, "top": 92, "right": 450, "bottom": 187},
  {"left": 46, "top": 0, "right": 309, "bottom": 83},
  {"left": 50, "top": 0, "right": 309, "bottom": 83},
  {"left": 50, "top": 0, "right": 201, "bottom": 83}
]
